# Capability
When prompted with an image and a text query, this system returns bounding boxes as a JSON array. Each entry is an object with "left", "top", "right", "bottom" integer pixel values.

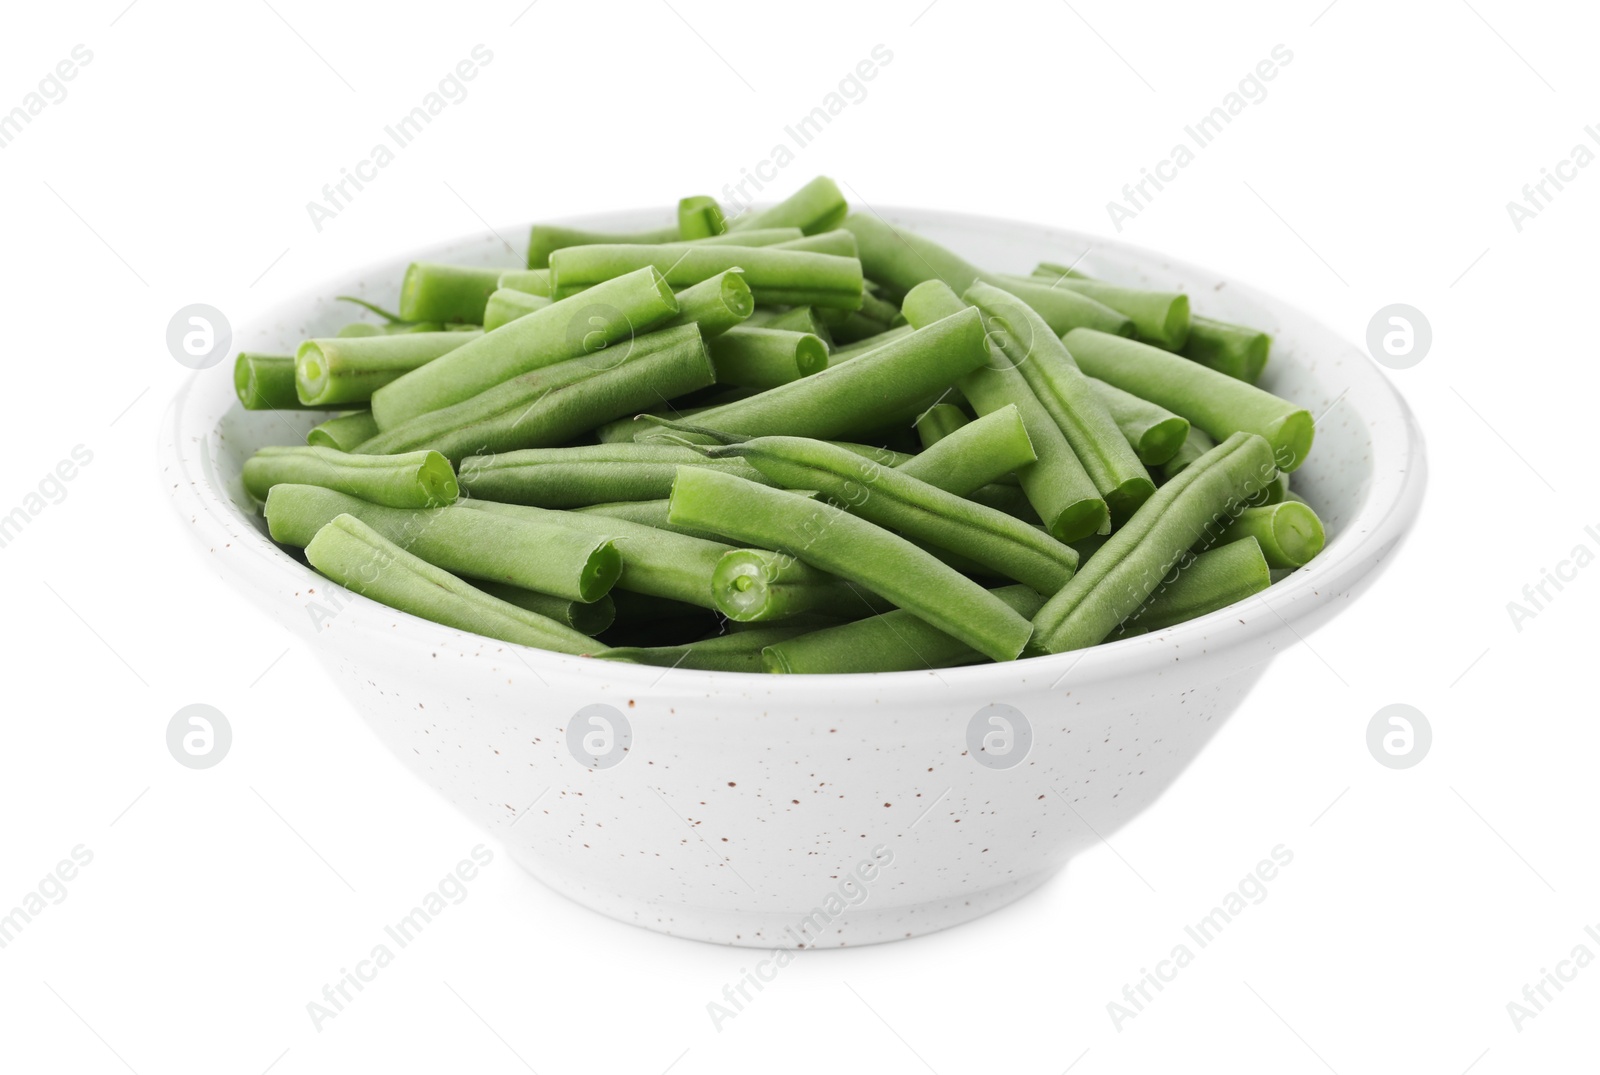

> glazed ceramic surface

[{"left": 161, "top": 208, "right": 1426, "bottom": 947}]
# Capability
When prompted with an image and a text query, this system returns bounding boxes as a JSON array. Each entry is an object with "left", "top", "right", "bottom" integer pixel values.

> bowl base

[{"left": 511, "top": 849, "right": 1060, "bottom": 948}]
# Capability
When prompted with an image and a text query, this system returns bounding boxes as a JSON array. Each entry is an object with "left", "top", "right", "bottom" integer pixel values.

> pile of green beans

[{"left": 233, "top": 177, "right": 1328, "bottom": 673}]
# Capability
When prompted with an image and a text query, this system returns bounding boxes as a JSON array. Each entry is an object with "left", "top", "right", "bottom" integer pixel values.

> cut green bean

[
  {"left": 1030, "top": 432, "right": 1278, "bottom": 653},
  {"left": 763, "top": 584, "right": 1048, "bottom": 674},
  {"left": 1183, "top": 315, "right": 1272, "bottom": 384},
  {"left": 747, "top": 305, "right": 832, "bottom": 341},
  {"left": 296, "top": 330, "right": 482, "bottom": 409},
  {"left": 1160, "top": 425, "right": 1217, "bottom": 480},
  {"left": 1018, "top": 270, "right": 1190, "bottom": 349},
  {"left": 841, "top": 212, "right": 1134, "bottom": 336},
  {"left": 370, "top": 266, "right": 678, "bottom": 429},
  {"left": 243, "top": 446, "right": 458, "bottom": 508},
  {"left": 602, "top": 626, "right": 808, "bottom": 673},
  {"left": 304, "top": 515, "right": 604, "bottom": 654},
  {"left": 968, "top": 282, "right": 1154, "bottom": 522},
  {"left": 234, "top": 353, "right": 313, "bottom": 410},
  {"left": 1087, "top": 376, "right": 1190, "bottom": 467},
  {"left": 707, "top": 327, "right": 829, "bottom": 388},
  {"left": 527, "top": 221, "right": 679, "bottom": 269},
  {"left": 659, "top": 270, "right": 754, "bottom": 338},
  {"left": 498, "top": 268, "right": 551, "bottom": 296},
  {"left": 475, "top": 582, "right": 617, "bottom": 636},
  {"left": 458, "top": 443, "right": 771, "bottom": 508},
  {"left": 359, "top": 324, "right": 713, "bottom": 462},
  {"left": 668, "top": 467, "right": 1034, "bottom": 661},
  {"left": 727, "top": 176, "right": 847, "bottom": 235},
  {"left": 899, "top": 404, "right": 1034, "bottom": 496},
  {"left": 549, "top": 244, "right": 864, "bottom": 309},
  {"left": 773, "top": 229, "right": 858, "bottom": 257},
  {"left": 826, "top": 323, "right": 913, "bottom": 364},
  {"left": 460, "top": 498, "right": 734, "bottom": 609},
  {"left": 703, "top": 436, "right": 1076, "bottom": 593},
  {"left": 713, "top": 549, "right": 890, "bottom": 623},
  {"left": 1114, "top": 538, "right": 1271, "bottom": 638},
  {"left": 685, "top": 227, "right": 804, "bottom": 247},
  {"left": 1064, "top": 328, "right": 1315, "bottom": 471},
  {"left": 482, "top": 288, "right": 551, "bottom": 331},
  {"left": 399, "top": 263, "right": 504, "bottom": 325},
  {"left": 902, "top": 280, "right": 1107, "bottom": 541},
  {"left": 306, "top": 410, "right": 380, "bottom": 451},
  {"left": 1205, "top": 501, "right": 1324, "bottom": 569},
  {"left": 264, "top": 485, "right": 621, "bottom": 603},
  {"left": 915, "top": 403, "right": 970, "bottom": 448},
  {"left": 677, "top": 194, "right": 726, "bottom": 239},
  {"left": 680, "top": 306, "right": 990, "bottom": 441},
  {"left": 577, "top": 498, "right": 736, "bottom": 542}
]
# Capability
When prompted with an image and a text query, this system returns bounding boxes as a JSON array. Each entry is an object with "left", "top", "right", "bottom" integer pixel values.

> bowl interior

[{"left": 186, "top": 206, "right": 1420, "bottom": 682}]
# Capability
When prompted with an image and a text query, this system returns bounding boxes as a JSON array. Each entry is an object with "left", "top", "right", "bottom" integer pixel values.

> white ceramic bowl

[{"left": 161, "top": 208, "right": 1425, "bottom": 947}]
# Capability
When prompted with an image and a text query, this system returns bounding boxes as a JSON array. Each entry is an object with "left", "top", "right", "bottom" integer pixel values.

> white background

[{"left": 2, "top": 1, "right": 1596, "bottom": 1072}]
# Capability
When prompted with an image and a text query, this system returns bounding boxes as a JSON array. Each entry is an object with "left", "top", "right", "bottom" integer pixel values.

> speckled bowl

[{"left": 161, "top": 207, "right": 1425, "bottom": 947}]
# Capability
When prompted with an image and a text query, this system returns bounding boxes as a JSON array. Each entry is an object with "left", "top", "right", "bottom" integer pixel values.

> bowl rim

[{"left": 161, "top": 204, "right": 1427, "bottom": 693}]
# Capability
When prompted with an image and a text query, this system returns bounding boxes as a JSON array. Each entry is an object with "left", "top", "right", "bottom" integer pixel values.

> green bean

[
  {"left": 815, "top": 310, "right": 886, "bottom": 345},
  {"left": 498, "top": 268, "right": 551, "bottom": 296},
  {"left": 727, "top": 176, "right": 847, "bottom": 235},
  {"left": 1029, "top": 432, "right": 1278, "bottom": 653},
  {"left": 358, "top": 324, "right": 714, "bottom": 462},
  {"left": 264, "top": 485, "right": 621, "bottom": 603},
  {"left": 828, "top": 288, "right": 899, "bottom": 327},
  {"left": 295, "top": 331, "right": 481, "bottom": 408},
  {"left": 371, "top": 266, "right": 678, "bottom": 429},
  {"left": 826, "top": 323, "right": 913, "bottom": 365},
  {"left": 707, "top": 327, "right": 829, "bottom": 388},
  {"left": 399, "top": 263, "right": 504, "bottom": 325},
  {"left": 747, "top": 305, "right": 832, "bottom": 341},
  {"left": 306, "top": 410, "right": 380, "bottom": 451},
  {"left": 703, "top": 436, "right": 1077, "bottom": 593},
  {"left": 680, "top": 306, "right": 990, "bottom": 441},
  {"left": 1160, "top": 425, "right": 1216, "bottom": 480},
  {"left": 1087, "top": 376, "right": 1190, "bottom": 466},
  {"left": 840, "top": 212, "right": 1134, "bottom": 336},
  {"left": 234, "top": 353, "right": 313, "bottom": 410},
  {"left": 713, "top": 549, "right": 890, "bottom": 622},
  {"left": 773, "top": 229, "right": 858, "bottom": 257},
  {"left": 763, "top": 584, "right": 1048, "bottom": 674},
  {"left": 685, "top": 227, "right": 804, "bottom": 247},
  {"left": 659, "top": 270, "right": 754, "bottom": 338},
  {"left": 336, "top": 323, "right": 387, "bottom": 338},
  {"left": 458, "top": 443, "right": 770, "bottom": 508},
  {"left": 1018, "top": 270, "right": 1190, "bottom": 349},
  {"left": 303, "top": 514, "right": 603, "bottom": 655},
  {"left": 474, "top": 582, "right": 617, "bottom": 636},
  {"left": 549, "top": 244, "right": 864, "bottom": 309},
  {"left": 1183, "top": 315, "right": 1272, "bottom": 384},
  {"left": 902, "top": 280, "right": 1107, "bottom": 541},
  {"left": 968, "top": 282, "right": 1154, "bottom": 522},
  {"left": 1113, "top": 538, "right": 1271, "bottom": 638},
  {"left": 527, "top": 222, "right": 679, "bottom": 269},
  {"left": 1205, "top": 501, "right": 1324, "bottom": 569},
  {"left": 1063, "top": 328, "right": 1314, "bottom": 471},
  {"left": 668, "top": 467, "right": 1034, "bottom": 661},
  {"left": 482, "top": 288, "right": 551, "bottom": 331},
  {"left": 577, "top": 498, "right": 735, "bottom": 542},
  {"left": 677, "top": 194, "right": 726, "bottom": 239},
  {"left": 244, "top": 446, "right": 458, "bottom": 508},
  {"left": 898, "top": 404, "right": 1034, "bottom": 496},
  {"left": 460, "top": 498, "right": 734, "bottom": 609},
  {"left": 915, "top": 403, "right": 970, "bottom": 448},
  {"left": 602, "top": 626, "right": 809, "bottom": 673}
]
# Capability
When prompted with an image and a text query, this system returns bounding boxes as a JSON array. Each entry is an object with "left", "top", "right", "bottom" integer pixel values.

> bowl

[{"left": 160, "top": 207, "right": 1426, "bottom": 947}]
